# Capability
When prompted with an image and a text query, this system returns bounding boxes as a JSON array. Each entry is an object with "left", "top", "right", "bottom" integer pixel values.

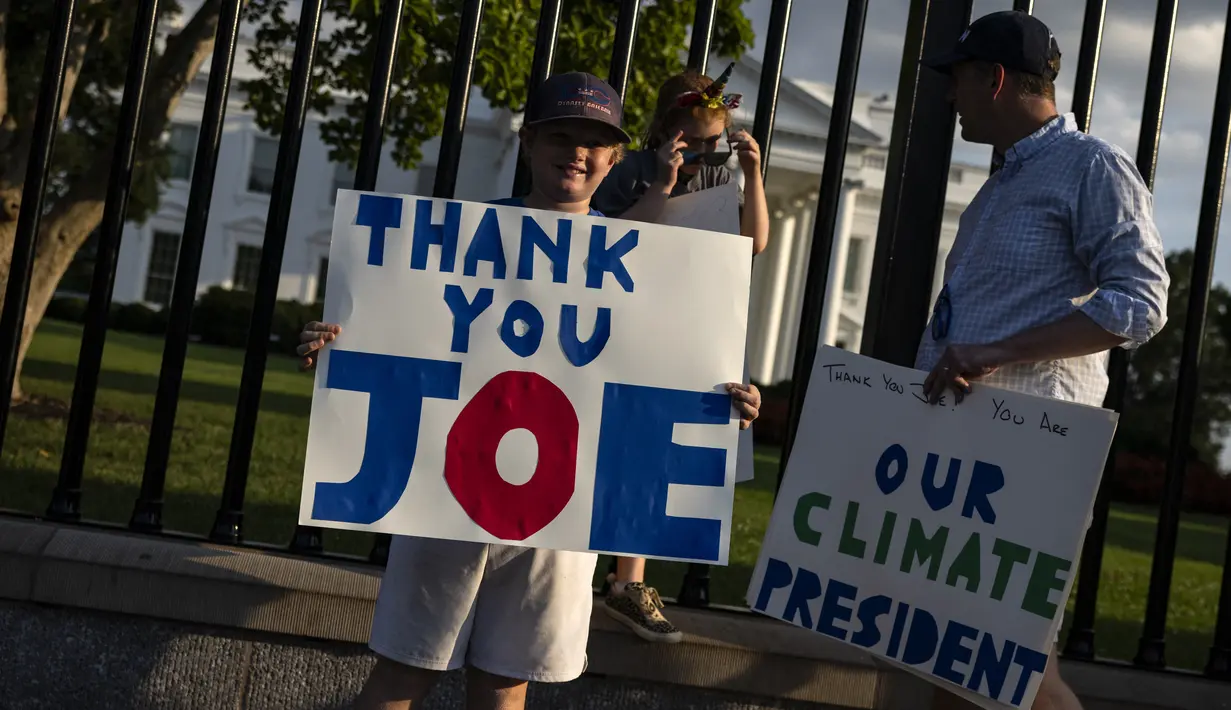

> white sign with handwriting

[{"left": 748, "top": 347, "right": 1117, "bottom": 709}]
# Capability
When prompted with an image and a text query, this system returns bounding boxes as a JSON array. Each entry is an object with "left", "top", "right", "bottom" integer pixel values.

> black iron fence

[{"left": 1, "top": 0, "right": 1229, "bottom": 682}]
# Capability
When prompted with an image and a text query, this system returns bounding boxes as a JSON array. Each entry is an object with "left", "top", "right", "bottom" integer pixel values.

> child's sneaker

[{"left": 602, "top": 582, "right": 683, "bottom": 643}]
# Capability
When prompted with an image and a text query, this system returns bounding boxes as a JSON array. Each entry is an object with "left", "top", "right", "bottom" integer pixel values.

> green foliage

[
  {"left": 243, "top": 0, "right": 755, "bottom": 170},
  {"left": 1119, "top": 249, "right": 1231, "bottom": 468}
]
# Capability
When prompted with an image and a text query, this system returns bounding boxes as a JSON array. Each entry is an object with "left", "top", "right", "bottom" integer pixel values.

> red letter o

[{"left": 444, "top": 371, "right": 578, "bottom": 540}]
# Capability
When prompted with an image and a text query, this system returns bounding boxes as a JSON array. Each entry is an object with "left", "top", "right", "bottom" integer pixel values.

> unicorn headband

[{"left": 675, "top": 62, "right": 742, "bottom": 111}]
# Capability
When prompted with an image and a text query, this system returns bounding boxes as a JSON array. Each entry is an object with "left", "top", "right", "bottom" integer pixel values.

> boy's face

[{"left": 522, "top": 119, "right": 621, "bottom": 204}]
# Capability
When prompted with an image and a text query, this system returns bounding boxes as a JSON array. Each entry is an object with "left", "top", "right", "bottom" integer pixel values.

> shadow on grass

[
  {"left": 22, "top": 358, "right": 312, "bottom": 418},
  {"left": 1060, "top": 614, "right": 1220, "bottom": 672}
]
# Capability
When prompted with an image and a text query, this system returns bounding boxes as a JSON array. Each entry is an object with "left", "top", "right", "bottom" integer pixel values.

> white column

[
  {"left": 752, "top": 208, "right": 797, "bottom": 384},
  {"left": 775, "top": 197, "right": 816, "bottom": 381},
  {"left": 820, "top": 179, "right": 863, "bottom": 347}
]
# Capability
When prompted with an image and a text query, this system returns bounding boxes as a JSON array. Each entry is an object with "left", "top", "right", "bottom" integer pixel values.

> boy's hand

[
  {"left": 726, "top": 382, "right": 761, "bottom": 430},
  {"left": 731, "top": 129, "right": 761, "bottom": 172},
  {"left": 655, "top": 130, "right": 687, "bottom": 191},
  {"left": 297, "top": 321, "right": 341, "bottom": 371}
]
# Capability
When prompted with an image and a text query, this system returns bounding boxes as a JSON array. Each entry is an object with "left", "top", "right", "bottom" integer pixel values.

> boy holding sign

[{"left": 298, "top": 72, "right": 761, "bottom": 710}]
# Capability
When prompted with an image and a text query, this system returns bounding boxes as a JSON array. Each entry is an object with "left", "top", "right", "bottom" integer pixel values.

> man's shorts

[{"left": 369, "top": 535, "right": 598, "bottom": 683}]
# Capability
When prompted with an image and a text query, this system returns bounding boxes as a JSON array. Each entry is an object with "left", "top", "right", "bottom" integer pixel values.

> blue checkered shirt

[{"left": 915, "top": 113, "right": 1169, "bottom": 407}]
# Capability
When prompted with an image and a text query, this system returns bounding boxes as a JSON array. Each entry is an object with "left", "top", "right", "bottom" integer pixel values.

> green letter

[
  {"left": 900, "top": 519, "right": 949, "bottom": 581},
  {"left": 1022, "top": 552, "right": 1071, "bottom": 619},
  {"left": 838, "top": 501, "right": 868, "bottom": 559},
  {"left": 990, "top": 538, "right": 1032, "bottom": 601},
  {"left": 873, "top": 510, "right": 897, "bottom": 565},
  {"left": 945, "top": 531, "right": 982, "bottom": 593},
  {"left": 794, "top": 492, "right": 831, "bottom": 546}
]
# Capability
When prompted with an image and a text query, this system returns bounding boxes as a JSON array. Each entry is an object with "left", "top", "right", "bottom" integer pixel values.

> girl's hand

[
  {"left": 655, "top": 130, "right": 687, "bottom": 191},
  {"left": 726, "top": 382, "right": 761, "bottom": 430},
  {"left": 297, "top": 321, "right": 341, "bottom": 371},
  {"left": 731, "top": 129, "right": 761, "bottom": 172}
]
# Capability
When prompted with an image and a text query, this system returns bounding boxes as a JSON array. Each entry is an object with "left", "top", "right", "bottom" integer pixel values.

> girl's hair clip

[{"left": 675, "top": 91, "right": 742, "bottom": 110}]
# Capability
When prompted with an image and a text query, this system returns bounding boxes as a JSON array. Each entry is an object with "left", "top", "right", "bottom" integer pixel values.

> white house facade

[{"left": 110, "top": 37, "right": 986, "bottom": 386}]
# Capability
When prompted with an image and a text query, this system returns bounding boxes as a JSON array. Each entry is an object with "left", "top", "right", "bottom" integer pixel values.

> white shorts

[{"left": 369, "top": 535, "right": 598, "bottom": 683}]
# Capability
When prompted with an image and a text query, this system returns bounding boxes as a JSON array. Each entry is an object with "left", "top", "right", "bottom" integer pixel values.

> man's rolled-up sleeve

[{"left": 1072, "top": 149, "right": 1170, "bottom": 348}]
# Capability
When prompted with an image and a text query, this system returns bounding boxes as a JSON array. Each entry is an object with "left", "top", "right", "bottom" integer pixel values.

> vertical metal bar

[
  {"left": 1066, "top": 0, "right": 1174, "bottom": 662},
  {"left": 1209, "top": 521, "right": 1231, "bottom": 677},
  {"left": 775, "top": 0, "right": 867, "bottom": 489},
  {"left": 510, "top": 0, "right": 562, "bottom": 197},
  {"left": 47, "top": 0, "right": 161, "bottom": 522},
  {"left": 688, "top": 0, "right": 718, "bottom": 74},
  {"left": 291, "top": 0, "right": 407, "bottom": 558},
  {"left": 129, "top": 0, "right": 244, "bottom": 533},
  {"left": 1136, "top": 0, "right": 1231, "bottom": 669},
  {"left": 0, "top": 0, "right": 78, "bottom": 448},
  {"left": 859, "top": 0, "right": 972, "bottom": 363},
  {"left": 1072, "top": 0, "right": 1107, "bottom": 134},
  {"left": 433, "top": 0, "right": 486, "bottom": 200},
  {"left": 209, "top": 0, "right": 325, "bottom": 545},
  {"left": 679, "top": 0, "right": 794, "bottom": 609},
  {"left": 607, "top": 0, "right": 641, "bottom": 101},
  {"left": 750, "top": 0, "right": 792, "bottom": 181}
]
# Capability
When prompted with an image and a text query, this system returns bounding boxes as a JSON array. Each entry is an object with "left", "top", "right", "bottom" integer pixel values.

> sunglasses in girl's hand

[{"left": 682, "top": 128, "right": 734, "bottom": 167}]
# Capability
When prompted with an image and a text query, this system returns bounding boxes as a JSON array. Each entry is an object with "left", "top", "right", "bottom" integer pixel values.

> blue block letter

[
  {"left": 754, "top": 558, "right": 795, "bottom": 612},
  {"left": 517, "top": 216, "right": 571, "bottom": 283},
  {"left": 411, "top": 199, "right": 461, "bottom": 272},
  {"left": 585, "top": 225, "right": 638, "bottom": 292},
  {"left": 590, "top": 383, "right": 729, "bottom": 560},
  {"left": 559, "top": 305, "right": 611, "bottom": 367},
  {"left": 499, "top": 300, "right": 545, "bottom": 358},
  {"left": 312, "top": 351, "right": 461, "bottom": 524},
  {"left": 443, "top": 284, "right": 493, "bottom": 353},
  {"left": 464, "top": 207, "right": 508, "bottom": 279},
  {"left": 356, "top": 194, "right": 403, "bottom": 266}
]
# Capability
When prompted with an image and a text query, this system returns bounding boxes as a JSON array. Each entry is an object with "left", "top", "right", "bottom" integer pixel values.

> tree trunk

[{"left": 0, "top": 0, "right": 231, "bottom": 401}]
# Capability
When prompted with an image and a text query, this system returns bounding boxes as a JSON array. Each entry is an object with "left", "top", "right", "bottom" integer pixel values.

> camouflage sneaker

[{"left": 603, "top": 582, "right": 683, "bottom": 644}]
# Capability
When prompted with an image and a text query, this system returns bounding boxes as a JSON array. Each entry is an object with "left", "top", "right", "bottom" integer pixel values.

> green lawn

[{"left": 1, "top": 319, "right": 1227, "bottom": 671}]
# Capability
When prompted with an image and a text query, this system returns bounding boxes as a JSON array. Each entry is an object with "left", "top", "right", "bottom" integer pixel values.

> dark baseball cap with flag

[
  {"left": 922, "top": 10, "right": 1062, "bottom": 80},
  {"left": 524, "top": 72, "right": 632, "bottom": 144}
]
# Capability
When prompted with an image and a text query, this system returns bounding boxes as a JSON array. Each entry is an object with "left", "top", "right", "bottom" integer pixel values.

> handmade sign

[
  {"left": 658, "top": 182, "right": 755, "bottom": 484},
  {"left": 300, "top": 190, "right": 752, "bottom": 564},
  {"left": 748, "top": 347, "right": 1117, "bottom": 709}
]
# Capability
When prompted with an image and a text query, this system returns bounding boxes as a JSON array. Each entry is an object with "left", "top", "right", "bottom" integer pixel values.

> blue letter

[
  {"left": 443, "top": 284, "right": 493, "bottom": 353},
  {"left": 783, "top": 567, "right": 823, "bottom": 629},
  {"left": 356, "top": 194, "right": 403, "bottom": 266},
  {"left": 312, "top": 351, "right": 461, "bottom": 524},
  {"left": 411, "top": 199, "right": 461, "bottom": 272},
  {"left": 850, "top": 595, "right": 892, "bottom": 648},
  {"left": 559, "top": 305, "right": 610, "bottom": 366},
  {"left": 499, "top": 300, "right": 544, "bottom": 358},
  {"left": 464, "top": 207, "right": 508, "bottom": 279},
  {"left": 518, "top": 215, "right": 570, "bottom": 283},
  {"left": 933, "top": 620, "right": 979, "bottom": 685},
  {"left": 922, "top": 453, "right": 961, "bottom": 511},
  {"left": 754, "top": 557, "right": 794, "bottom": 612},
  {"left": 967, "top": 635, "right": 1016, "bottom": 701},
  {"left": 817, "top": 578, "right": 858, "bottom": 641},
  {"left": 586, "top": 225, "right": 638, "bottom": 292},
  {"left": 1009, "top": 645, "right": 1049, "bottom": 707},
  {"left": 876, "top": 443, "right": 909, "bottom": 495},
  {"left": 590, "top": 383, "right": 729, "bottom": 560},
  {"left": 887, "top": 602, "right": 910, "bottom": 659},
  {"left": 962, "top": 460, "right": 1005, "bottom": 524},
  {"left": 901, "top": 608, "right": 940, "bottom": 666}
]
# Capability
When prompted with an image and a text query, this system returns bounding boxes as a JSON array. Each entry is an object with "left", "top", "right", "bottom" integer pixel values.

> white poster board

[
  {"left": 659, "top": 182, "right": 756, "bottom": 484},
  {"left": 748, "top": 347, "right": 1117, "bottom": 709},
  {"left": 299, "top": 191, "right": 752, "bottom": 565}
]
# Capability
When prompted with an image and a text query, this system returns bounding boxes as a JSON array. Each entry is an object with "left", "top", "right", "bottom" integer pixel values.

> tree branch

[
  {"left": 0, "top": 0, "right": 13, "bottom": 154},
  {"left": 59, "top": 2, "right": 108, "bottom": 125}
]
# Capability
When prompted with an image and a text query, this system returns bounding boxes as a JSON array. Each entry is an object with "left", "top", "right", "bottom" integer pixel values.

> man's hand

[
  {"left": 727, "top": 382, "right": 761, "bottom": 429},
  {"left": 297, "top": 321, "right": 341, "bottom": 371},
  {"left": 923, "top": 343, "right": 1007, "bottom": 404}
]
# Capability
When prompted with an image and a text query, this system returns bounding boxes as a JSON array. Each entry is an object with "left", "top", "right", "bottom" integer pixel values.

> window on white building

[
  {"left": 844, "top": 237, "right": 865, "bottom": 294},
  {"left": 949, "top": 166, "right": 963, "bottom": 184},
  {"left": 863, "top": 153, "right": 886, "bottom": 170},
  {"left": 330, "top": 163, "right": 355, "bottom": 204},
  {"left": 248, "top": 136, "right": 279, "bottom": 194},
  {"left": 417, "top": 164, "right": 438, "bottom": 196},
  {"left": 166, "top": 124, "right": 198, "bottom": 181},
  {"left": 232, "top": 244, "right": 263, "bottom": 292},
  {"left": 315, "top": 257, "right": 329, "bottom": 303},
  {"left": 144, "top": 230, "right": 181, "bottom": 307},
  {"left": 855, "top": 193, "right": 879, "bottom": 212}
]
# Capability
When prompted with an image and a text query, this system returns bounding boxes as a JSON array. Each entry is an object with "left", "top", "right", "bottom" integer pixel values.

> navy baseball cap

[
  {"left": 922, "top": 10, "right": 1062, "bottom": 80},
  {"left": 524, "top": 72, "right": 632, "bottom": 144}
]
